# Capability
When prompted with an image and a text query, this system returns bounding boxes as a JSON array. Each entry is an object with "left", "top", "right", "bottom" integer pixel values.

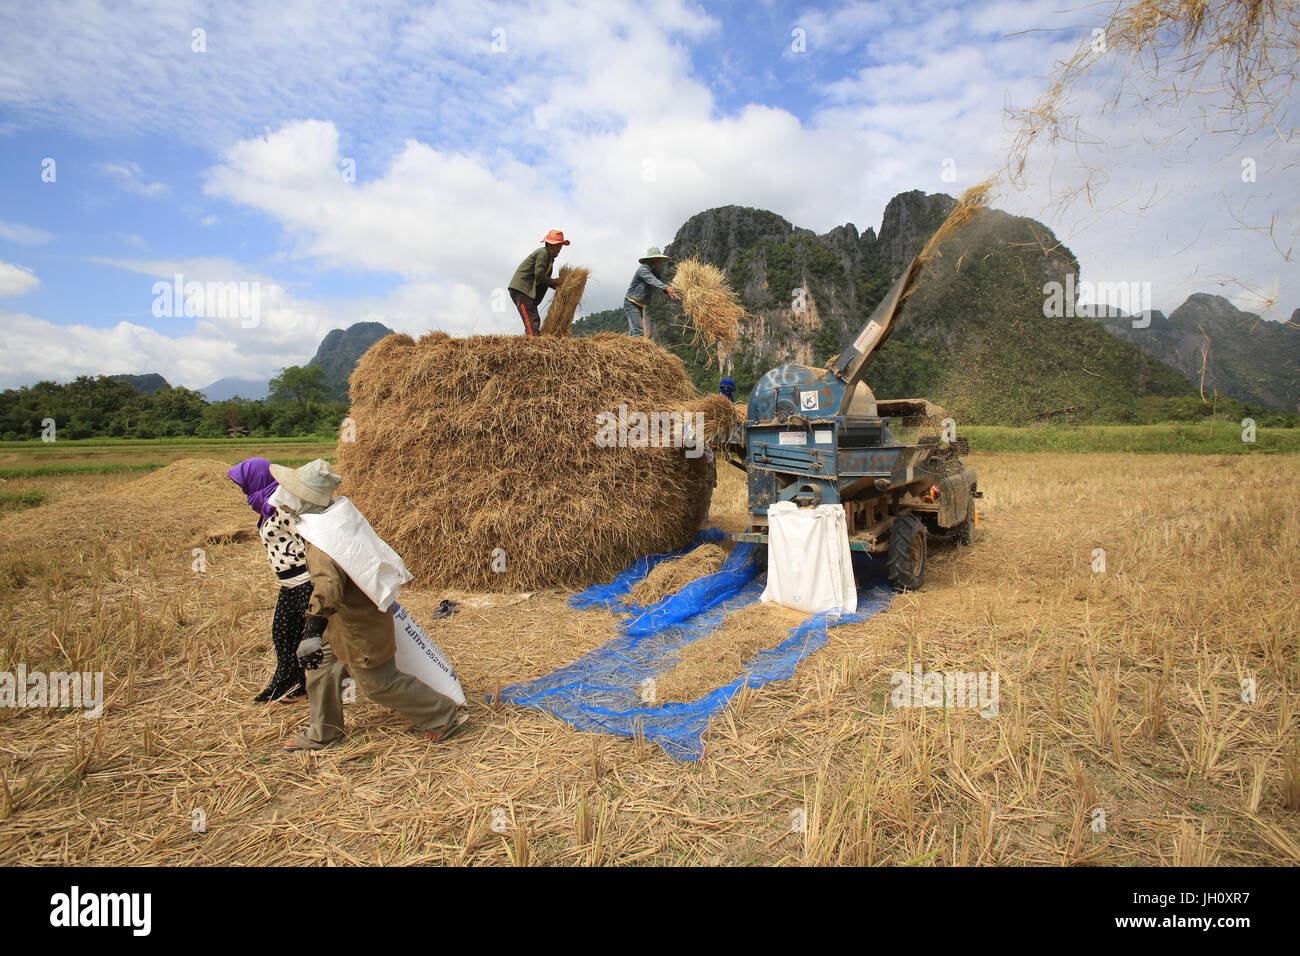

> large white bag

[
  {"left": 761, "top": 502, "right": 858, "bottom": 615},
  {"left": 391, "top": 601, "right": 467, "bottom": 706}
]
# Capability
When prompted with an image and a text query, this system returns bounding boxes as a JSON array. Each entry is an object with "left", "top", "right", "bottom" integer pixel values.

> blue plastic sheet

[
  {"left": 567, "top": 528, "right": 726, "bottom": 610},
  {"left": 501, "top": 544, "right": 894, "bottom": 760}
]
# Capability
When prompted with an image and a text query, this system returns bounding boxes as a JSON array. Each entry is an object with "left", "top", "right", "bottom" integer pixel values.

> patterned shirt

[{"left": 259, "top": 511, "right": 311, "bottom": 587}]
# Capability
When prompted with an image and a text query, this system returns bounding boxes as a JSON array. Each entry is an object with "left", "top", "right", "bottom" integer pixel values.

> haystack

[
  {"left": 336, "top": 332, "right": 738, "bottom": 592},
  {"left": 540, "top": 265, "right": 589, "bottom": 337}
]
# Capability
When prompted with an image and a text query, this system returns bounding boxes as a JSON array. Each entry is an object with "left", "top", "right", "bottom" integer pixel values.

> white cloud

[
  {"left": 97, "top": 162, "right": 169, "bottom": 198},
  {"left": 0, "top": 261, "right": 39, "bottom": 296},
  {"left": 0, "top": 219, "right": 53, "bottom": 244},
  {"left": 0, "top": 0, "right": 1296, "bottom": 394}
]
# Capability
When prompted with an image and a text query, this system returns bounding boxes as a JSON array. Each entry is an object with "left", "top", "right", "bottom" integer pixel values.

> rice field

[{"left": 0, "top": 446, "right": 1296, "bottom": 865}]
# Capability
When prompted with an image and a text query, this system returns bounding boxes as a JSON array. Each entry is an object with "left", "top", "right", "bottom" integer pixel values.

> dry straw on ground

[
  {"left": 625, "top": 542, "right": 728, "bottom": 608},
  {"left": 0, "top": 453, "right": 1297, "bottom": 865},
  {"left": 541, "top": 265, "right": 589, "bottom": 337},
  {"left": 671, "top": 258, "right": 745, "bottom": 350},
  {"left": 336, "top": 332, "right": 735, "bottom": 592},
  {"left": 652, "top": 600, "right": 809, "bottom": 703}
]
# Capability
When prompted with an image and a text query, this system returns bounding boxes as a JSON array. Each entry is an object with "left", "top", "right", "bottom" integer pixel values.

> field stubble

[{"left": 0, "top": 451, "right": 1295, "bottom": 865}]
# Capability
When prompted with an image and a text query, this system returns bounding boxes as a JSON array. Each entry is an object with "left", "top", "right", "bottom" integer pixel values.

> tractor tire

[
  {"left": 956, "top": 495, "right": 976, "bottom": 546},
  {"left": 888, "top": 512, "right": 927, "bottom": 591}
]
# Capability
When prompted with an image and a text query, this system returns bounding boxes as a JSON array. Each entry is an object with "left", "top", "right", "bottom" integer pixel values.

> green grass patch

[
  {"left": 0, "top": 455, "right": 331, "bottom": 480},
  {"left": 963, "top": 424, "right": 1300, "bottom": 454},
  {"left": 0, "top": 489, "right": 47, "bottom": 511}
]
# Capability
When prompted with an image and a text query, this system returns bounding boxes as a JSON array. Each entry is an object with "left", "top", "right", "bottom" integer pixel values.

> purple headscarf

[{"left": 227, "top": 457, "right": 279, "bottom": 523}]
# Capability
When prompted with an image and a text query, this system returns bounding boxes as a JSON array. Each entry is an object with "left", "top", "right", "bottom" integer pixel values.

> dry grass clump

[
  {"left": 541, "top": 265, "right": 589, "bottom": 337},
  {"left": 671, "top": 258, "right": 745, "bottom": 350},
  {"left": 0, "top": 459, "right": 251, "bottom": 593},
  {"left": 625, "top": 543, "right": 728, "bottom": 608},
  {"left": 337, "top": 333, "right": 735, "bottom": 592},
  {"left": 653, "top": 600, "right": 809, "bottom": 703}
]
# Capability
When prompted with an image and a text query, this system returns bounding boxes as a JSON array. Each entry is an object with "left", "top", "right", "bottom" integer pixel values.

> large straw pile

[
  {"left": 540, "top": 265, "right": 589, "bottom": 337},
  {"left": 336, "top": 332, "right": 736, "bottom": 592},
  {"left": 671, "top": 258, "right": 745, "bottom": 349}
]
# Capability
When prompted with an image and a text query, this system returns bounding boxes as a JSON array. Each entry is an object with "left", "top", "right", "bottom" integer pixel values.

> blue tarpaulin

[{"left": 500, "top": 534, "right": 894, "bottom": 760}]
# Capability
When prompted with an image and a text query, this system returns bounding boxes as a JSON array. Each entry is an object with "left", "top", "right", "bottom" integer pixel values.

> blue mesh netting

[
  {"left": 567, "top": 528, "right": 726, "bottom": 610},
  {"left": 500, "top": 538, "right": 894, "bottom": 760}
]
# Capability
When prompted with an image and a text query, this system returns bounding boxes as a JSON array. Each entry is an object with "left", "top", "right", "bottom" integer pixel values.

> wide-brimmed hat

[
  {"left": 541, "top": 229, "right": 571, "bottom": 246},
  {"left": 639, "top": 246, "right": 670, "bottom": 263},
  {"left": 269, "top": 458, "right": 342, "bottom": 507}
]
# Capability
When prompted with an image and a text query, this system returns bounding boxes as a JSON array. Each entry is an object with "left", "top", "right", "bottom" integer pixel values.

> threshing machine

[{"left": 722, "top": 256, "right": 980, "bottom": 589}]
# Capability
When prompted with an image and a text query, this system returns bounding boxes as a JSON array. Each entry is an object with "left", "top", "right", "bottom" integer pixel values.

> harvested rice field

[{"left": 0, "top": 451, "right": 1296, "bottom": 866}]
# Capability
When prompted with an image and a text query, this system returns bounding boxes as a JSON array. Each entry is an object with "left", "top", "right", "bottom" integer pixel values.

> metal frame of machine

[{"left": 721, "top": 256, "right": 980, "bottom": 590}]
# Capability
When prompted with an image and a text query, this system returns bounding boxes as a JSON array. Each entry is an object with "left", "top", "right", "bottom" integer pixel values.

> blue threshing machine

[{"left": 721, "top": 255, "right": 980, "bottom": 590}]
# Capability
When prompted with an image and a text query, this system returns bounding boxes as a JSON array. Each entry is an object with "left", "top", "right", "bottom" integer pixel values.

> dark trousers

[
  {"left": 510, "top": 289, "right": 542, "bottom": 336},
  {"left": 258, "top": 580, "right": 311, "bottom": 701}
]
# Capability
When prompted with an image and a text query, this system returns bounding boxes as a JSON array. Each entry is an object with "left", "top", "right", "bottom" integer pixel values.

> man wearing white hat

[
  {"left": 266, "top": 459, "right": 469, "bottom": 751},
  {"left": 623, "top": 246, "right": 682, "bottom": 341}
]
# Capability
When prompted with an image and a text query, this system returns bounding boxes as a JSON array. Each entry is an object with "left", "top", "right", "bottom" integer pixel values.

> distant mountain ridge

[
  {"left": 1097, "top": 294, "right": 1298, "bottom": 410},
  {"left": 193, "top": 321, "right": 396, "bottom": 403},
  {"left": 308, "top": 321, "right": 394, "bottom": 401},
  {"left": 578, "top": 194, "right": 1192, "bottom": 423},
  {"left": 199, "top": 376, "right": 269, "bottom": 401},
  {"left": 110, "top": 373, "right": 170, "bottom": 394}
]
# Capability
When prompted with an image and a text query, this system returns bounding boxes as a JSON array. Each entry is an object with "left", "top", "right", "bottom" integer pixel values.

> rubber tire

[
  {"left": 956, "top": 495, "right": 976, "bottom": 546},
  {"left": 888, "top": 512, "right": 927, "bottom": 591}
]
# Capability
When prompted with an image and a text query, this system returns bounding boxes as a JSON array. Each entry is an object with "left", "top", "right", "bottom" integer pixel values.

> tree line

[{"left": 0, "top": 366, "right": 346, "bottom": 440}]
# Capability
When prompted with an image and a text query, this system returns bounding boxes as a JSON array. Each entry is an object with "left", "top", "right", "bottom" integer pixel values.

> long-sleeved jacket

[
  {"left": 624, "top": 263, "right": 670, "bottom": 306},
  {"left": 304, "top": 541, "right": 395, "bottom": 669},
  {"left": 508, "top": 246, "right": 558, "bottom": 301}
]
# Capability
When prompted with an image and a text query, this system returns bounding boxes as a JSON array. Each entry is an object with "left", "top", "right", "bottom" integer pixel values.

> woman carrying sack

[
  {"left": 266, "top": 459, "right": 469, "bottom": 752},
  {"left": 226, "top": 457, "right": 311, "bottom": 704}
]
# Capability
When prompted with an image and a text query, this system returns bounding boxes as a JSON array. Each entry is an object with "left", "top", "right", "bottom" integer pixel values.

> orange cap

[{"left": 541, "top": 229, "right": 571, "bottom": 246}]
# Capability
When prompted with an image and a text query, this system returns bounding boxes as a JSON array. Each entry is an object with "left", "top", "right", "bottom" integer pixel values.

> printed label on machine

[
  {"left": 778, "top": 431, "right": 806, "bottom": 445},
  {"left": 814, "top": 430, "right": 832, "bottom": 444},
  {"left": 799, "top": 390, "right": 819, "bottom": 411},
  {"left": 853, "top": 320, "right": 881, "bottom": 352}
]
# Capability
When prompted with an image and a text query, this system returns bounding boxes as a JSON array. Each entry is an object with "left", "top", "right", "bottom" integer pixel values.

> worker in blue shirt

[
  {"left": 719, "top": 377, "right": 736, "bottom": 402},
  {"left": 624, "top": 247, "right": 681, "bottom": 340}
]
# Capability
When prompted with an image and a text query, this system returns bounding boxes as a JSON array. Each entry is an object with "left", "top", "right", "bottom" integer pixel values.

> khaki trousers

[{"left": 295, "top": 642, "right": 461, "bottom": 749}]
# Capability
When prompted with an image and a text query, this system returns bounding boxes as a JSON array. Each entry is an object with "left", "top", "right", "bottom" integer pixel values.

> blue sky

[{"left": 0, "top": 0, "right": 1295, "bottom": 389}]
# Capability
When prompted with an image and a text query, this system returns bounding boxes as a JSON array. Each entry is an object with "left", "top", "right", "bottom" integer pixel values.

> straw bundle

[
  {"left": 540, "top": 265, "right": 589, "bottom": 337},
  {"left": 671, "top": 258, "right": 745, "bottom": 349},
  {"left": 336, "top": 332, "right": 736, "bottom": 591},
  {"left": 652, "top": 600, "right": 807, "bottom": 703},
  {"left": 625, "top": 542, "right": 728, "bottom": 608},
  {"left": 916, "top": 178, "right": 995, "bottom": 270}
]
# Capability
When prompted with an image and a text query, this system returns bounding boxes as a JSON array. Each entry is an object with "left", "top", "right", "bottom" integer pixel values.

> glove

[{"left": 297, "top": 615, "right": 328, "bottom": 670}]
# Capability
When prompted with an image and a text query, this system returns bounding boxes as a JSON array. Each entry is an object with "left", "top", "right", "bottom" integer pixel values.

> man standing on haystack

[
  {"left": 624, "top": 246, "right": 682, "bottom": 340},
  {"left": 508, "top": 229, "right": 570, "bottom": 336},
  {"left": 266, "top": 460, "right": 469, "bottom": 752}
]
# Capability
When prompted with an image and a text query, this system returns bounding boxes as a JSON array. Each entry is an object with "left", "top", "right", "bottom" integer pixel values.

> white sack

[
  {"left": 391, "top": 601, "right": 467, "bottom": 706},
  {"left": 761, "top": 501, "right": 858, "bottom": 615},
  {"left": 295, "top": 496, "right": 413, "bottom": 612}
]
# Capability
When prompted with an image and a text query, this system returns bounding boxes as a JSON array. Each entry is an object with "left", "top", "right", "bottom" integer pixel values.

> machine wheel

[
  {"left": 956, "top": 495, "right": 976, "bottom": 546},
  {"left": 888, "top": 513, "right": 927, "bottom": 591}
]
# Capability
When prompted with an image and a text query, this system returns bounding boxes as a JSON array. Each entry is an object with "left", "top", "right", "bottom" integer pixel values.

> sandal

[
  {"left": 424, "top": 712, "right": 470, "bottom": 745},
  {"left": 276, "top": 686, "right": 308, "bottom": 704}
]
